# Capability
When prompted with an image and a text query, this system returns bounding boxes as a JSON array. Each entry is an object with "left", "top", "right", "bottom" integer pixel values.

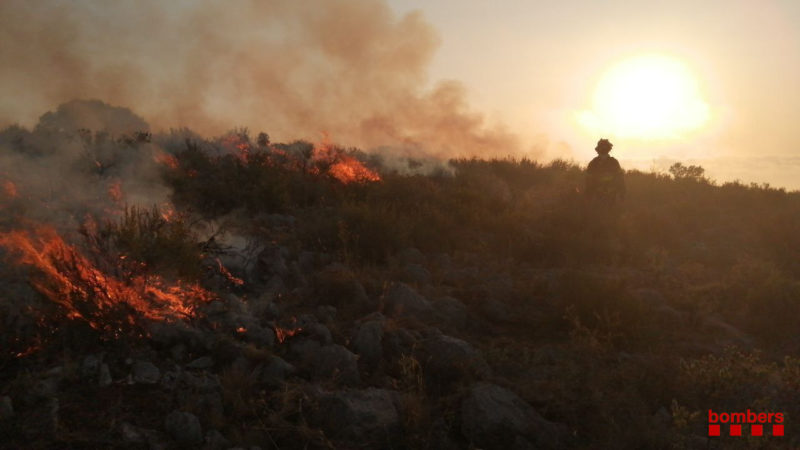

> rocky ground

[
  {"left": 1, "top": 222, "right": 586, "bottom": 449},
  {"left": 2, "top": 107, "right": 800, "bottom": 448},
  {"left": 3, "top": 221, "right": 786, "bottom": 449}
]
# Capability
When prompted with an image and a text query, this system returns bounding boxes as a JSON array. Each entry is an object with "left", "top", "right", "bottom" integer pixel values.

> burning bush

[
  {"left": 97, "top": 205, "right": 202, "bottom": 281},
  {"left": 0, "top": 220, "right": 214, "bottom": 352}
]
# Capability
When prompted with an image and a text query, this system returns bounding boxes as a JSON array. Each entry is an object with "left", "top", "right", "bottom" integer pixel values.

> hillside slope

[{"left": 2, "top": 110, "right": 800, "bottom": 448}]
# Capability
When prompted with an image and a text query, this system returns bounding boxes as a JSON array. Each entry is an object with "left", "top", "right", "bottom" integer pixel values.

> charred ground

[{"left": 2, "top": 106, "right": 800, "bottom": 449}]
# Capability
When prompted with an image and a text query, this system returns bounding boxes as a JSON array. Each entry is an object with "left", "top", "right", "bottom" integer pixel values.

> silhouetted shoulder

[{"left": 587, "top": 156, "right": 621, "bottom": 172}]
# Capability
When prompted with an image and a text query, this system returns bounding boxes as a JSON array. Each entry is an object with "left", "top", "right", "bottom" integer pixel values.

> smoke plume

[
  {"left": 0, "top": 0, "right": 520, "bottom": 157},
  {"left": 0, "top": 100, "right": 168, "bottom": 230}
]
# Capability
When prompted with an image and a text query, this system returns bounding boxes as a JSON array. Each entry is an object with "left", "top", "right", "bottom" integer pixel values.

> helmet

[{"left": 596, "top": 138, "right": 613, "bottom": 153}]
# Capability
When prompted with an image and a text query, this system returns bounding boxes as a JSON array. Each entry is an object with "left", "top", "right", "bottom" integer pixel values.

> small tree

[{"left": 669, "top": 162, "right": 705, "bottom": 181}]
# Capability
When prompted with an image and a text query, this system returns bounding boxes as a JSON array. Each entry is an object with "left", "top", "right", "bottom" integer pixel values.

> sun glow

[{"left": 578, "top": 54, "right": 710, "bottom": 140}]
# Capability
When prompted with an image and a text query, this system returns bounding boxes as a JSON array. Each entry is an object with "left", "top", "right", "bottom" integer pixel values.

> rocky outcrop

[
  {"left": 384, "top": 283, "right": 433, "bottom": 318},
  {"left": 417, "top": 333, "right": 490, "bottom": 390},
  {"left": 164, "top": 410, "right": 203, "bottom": 446},
  {"left": 462, "top": 383, "right": 566, "bottom": 450},
  {"left": 312, "top": 388, "right": 401, "bottom": 444}
]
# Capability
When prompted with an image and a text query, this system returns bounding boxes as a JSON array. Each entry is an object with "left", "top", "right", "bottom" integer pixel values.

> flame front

[
  {"left": 0, "top": 224, "right": 215, "bottom": 333},
  {"left": 221, "top": 133, "right": 252, "bottom": 163},
  {"left": 313, "top": 134, "right": 380, "bottom": 184}
]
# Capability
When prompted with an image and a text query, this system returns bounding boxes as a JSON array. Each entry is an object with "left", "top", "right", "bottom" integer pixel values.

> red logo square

[
  {"left": 773, "top": 424, "right": 784, "bottom": 436},
  {"left": 751, "top": 424, "right": 763, "bottom": 436},
  {"left": 708, "top": 424, "right": 720, "bottom": 436},
  {"left": 730, "top": 424, "right": 742, "bottom": 436}
]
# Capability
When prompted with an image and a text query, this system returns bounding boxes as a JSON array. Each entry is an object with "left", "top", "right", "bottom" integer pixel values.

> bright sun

[{"left": 578, "top": 54, "right": 710, "bottom": 140}]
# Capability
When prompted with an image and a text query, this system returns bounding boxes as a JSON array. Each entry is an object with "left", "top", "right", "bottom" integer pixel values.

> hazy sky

[
  {"left": 386, "top": 0, "right": 800, "bottom": 187},
  {"left": 1, "top": 1, "right": 799, "bottom": 188}
]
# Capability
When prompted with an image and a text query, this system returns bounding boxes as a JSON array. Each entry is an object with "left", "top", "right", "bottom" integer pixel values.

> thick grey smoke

[
  {"left": 0, "top": 0, "right": 520, "bottom": 158},
  {"left": 0, "top": 100, "right": 169, "bottom": 230}
]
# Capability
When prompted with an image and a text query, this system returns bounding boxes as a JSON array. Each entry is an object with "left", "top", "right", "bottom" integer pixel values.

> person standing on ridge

[{"left": 585, "top": 138, "right": 625, "bottom": 202}]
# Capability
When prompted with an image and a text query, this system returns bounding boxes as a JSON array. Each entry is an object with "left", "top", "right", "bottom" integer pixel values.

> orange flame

[
  {"left": 14, "top": 345, "right": 40, "bottom": 359},
  {"left": 327, "top": 159, "right": 382, "bottom": 184},
  {"left": 313, "top": 133, "right": 380, "bottom": 184},
  {"left": 154, "top": 152, "right": 180, "bottom": 170},
  {"left": 160, "top": 203, "right": 177, "bottom": 222},
  {"left": 274, "top": 317, "right": 302, "bottom": 343},
  {"left": 0, "top": 225, "right": 215, "bottom": 333},
  {"left": 215, "top": 258, "right": 244, "bottom": 287},
  {"left": 221, "top": 133, "right": 252, "bottom": 163}
]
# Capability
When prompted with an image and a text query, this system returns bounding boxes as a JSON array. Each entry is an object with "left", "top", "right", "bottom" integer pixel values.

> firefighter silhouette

[
  {"left": 585, "top": 138, "right": 625, "bottom": 202},
  {"left": 583, "top": 138, "right": 626, "bottom": 263}
]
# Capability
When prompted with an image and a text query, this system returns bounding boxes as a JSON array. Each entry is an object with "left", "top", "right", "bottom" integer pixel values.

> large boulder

[
  {"left": 400, "top": 263, "right": 432, "bottom": 285},
  {"left": 478, "top": 298, "right": 514, "bottom": 324},
  {"left": 242, "top": 322, "right": 277, "bottom": 348},
  {"left": 292, "top": 340, "right": 361, "bottom": 386},
  {"left": 417, "top": 333, "right": 490, "bottom": 390},
  {"left": 351, "top": 316, "right": 385, "bottom": 368},
  {"left": 461, "top": 383, "right": 565, "bottom": 450},
  {"left": 164, "top": 410, "right": 203, "bottom": 446},
  {"left": 256, "top": 355, "right": 296, "bottom": 387},
  {"left": 384, "top": 283, "right": 433, "bottom": 318},
  {"left": 312, "top": 344, "right": 361, "bottom": 386},
  {"left": 131, "top": 361, "right": 160, "bottom": 385},
  {"left": 120, "top": 422, "right": 162, "bottom": 446},
  {"left": 432, "top": 297, "right": 468, "bottom": 330},
  {"left": 204, "top": 429, "right": 232, "bottom": 450},
  {"left": 312, "top": 388, "right": 400, "bottom": 444},
  {"left": 313, "top": 263, "right": 373, "bottom": 311},
  {"left": 383, "top": 327, "right": 420, "bottom": 360},
  {"left": 81, "top": 354, "right": 103, "bottom": 379},
  {"left": 254, "top": 245, "right": 289, "bottom": 280}
]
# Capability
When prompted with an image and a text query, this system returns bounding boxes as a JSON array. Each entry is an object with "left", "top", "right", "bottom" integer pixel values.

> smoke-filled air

[
  {"left": 2, "top": 1, "right": 800, "bottom": 449},
  {"left": 0, "top": 0, "right": 519, "bottom": 158}
]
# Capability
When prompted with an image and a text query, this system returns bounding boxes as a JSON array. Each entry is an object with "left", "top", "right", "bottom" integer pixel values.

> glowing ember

[
  {"left": 221, "top": 133, "right": 252, "bottom": 163},
  {"left": 160, "top": 203, "right": 177, "bottom": 222},
  {"left": 313, "top": 133, "right": 380, "bottom": 184},
  {"left": 3, "top": 180, "right": 18, "bottom": 198},
  {"left": 14, "top": 345, "right": 40, "bottom": 359},
  {"left": 0, "top": 224, "right": 215, "bottom": 333},
  {"left": 216, "top": 258, "right": 244, "bottom": 286},
  {"left": 274, "top": 317, "right": 302, "bottom": 343},
  {"left": 154, "top": 151, "right": 180, "bottom": 169},
  {"left": 236, "top": 326, "right": 247, "bottom": 334},
  {"left": 108, "top": 180, "right": 123, "bottom": 204}
]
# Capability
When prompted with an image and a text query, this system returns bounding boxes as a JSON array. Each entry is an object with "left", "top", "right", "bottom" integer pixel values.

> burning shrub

[
  {"left": 165, "top": 140, "right": 320, "bottom": 217},
  {"left": 0, "top": 222, "right": 214, "bottom": 346},
  {"left": 98, "top": 205, "right": 202, "bottom": 280}
]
